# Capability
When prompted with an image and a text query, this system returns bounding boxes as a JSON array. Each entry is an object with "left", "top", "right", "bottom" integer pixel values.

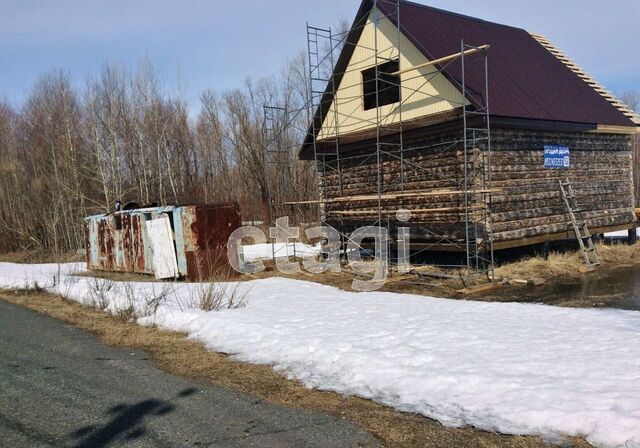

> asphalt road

[{"left": 0, "top": 299, "right": 379, "bottom": 448}]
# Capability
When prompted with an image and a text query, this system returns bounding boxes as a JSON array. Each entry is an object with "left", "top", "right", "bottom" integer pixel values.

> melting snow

[
  {"left": 241, "top": 242, "right": 320, "bottom": 261},
  {"left": 1, "top": 262, "right": 639, "bottom": 447}
]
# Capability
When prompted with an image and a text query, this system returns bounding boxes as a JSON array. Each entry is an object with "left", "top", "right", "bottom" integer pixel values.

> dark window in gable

[{"left": 362, "top": 59, "right": 400, "bottom": 111}]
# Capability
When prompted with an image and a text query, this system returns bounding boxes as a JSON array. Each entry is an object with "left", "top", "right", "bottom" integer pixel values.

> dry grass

[
  {"left": 0, "top": 250, "right": 84, "bottom": 264},
  {"left": 75, "top": 270, "right": 158, "bottom": 283},
  {"left": 181, "top": 281, "right": 249, "bottom": 311},
  {"left": 0, "top": 289, "right": 591, "bottom": 448},
  {"left": 495, "top": 242, "right": 640, "bottom": 283},
  {"left": 231, "top": 243, "right": 632, "bottom": 300}
]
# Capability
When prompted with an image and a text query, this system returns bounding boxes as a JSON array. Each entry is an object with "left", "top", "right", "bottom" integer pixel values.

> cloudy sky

[{"left": 1, "top": 0, "right": 638, "bottom": 112}]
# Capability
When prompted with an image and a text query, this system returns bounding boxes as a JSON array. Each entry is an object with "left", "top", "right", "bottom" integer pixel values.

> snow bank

[
  {"left": 0, "top": 262, "right": 84, "bottom": 289},
  {"left": 1, "top": 261, "right": 639, "bottom": 447}
]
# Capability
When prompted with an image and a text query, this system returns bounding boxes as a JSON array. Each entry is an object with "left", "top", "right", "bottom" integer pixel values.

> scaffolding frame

[{"left": 265, "top": 0, "right": 495, "bottom": 281}]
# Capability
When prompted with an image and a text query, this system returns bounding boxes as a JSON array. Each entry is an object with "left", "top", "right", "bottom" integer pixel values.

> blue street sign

[{"left": 544, "top": 145, "right": 570, "bottom": 169}]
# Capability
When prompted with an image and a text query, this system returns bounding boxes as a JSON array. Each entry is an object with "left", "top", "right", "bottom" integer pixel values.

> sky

[{"left": 1, "top": 0, "right": 639, "bottom": 114}]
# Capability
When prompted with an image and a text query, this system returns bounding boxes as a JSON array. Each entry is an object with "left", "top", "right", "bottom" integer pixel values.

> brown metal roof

[
  {"left": 530, "top": 32, "right": 640, "bottom": 126},
  {"left": 299, "top": 0, "right": 635, "bottom": 160},
  {"left": 388, "top": 1, "right": 635, "bottom": 126}
]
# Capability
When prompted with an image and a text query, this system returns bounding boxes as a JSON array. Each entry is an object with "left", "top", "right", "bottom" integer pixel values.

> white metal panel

[{"left": 146, "top": 215, "right": 179, "bottom": 279}]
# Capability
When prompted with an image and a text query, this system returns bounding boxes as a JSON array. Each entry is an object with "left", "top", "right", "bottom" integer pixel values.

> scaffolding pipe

[{"left": 391, "top": 44, "right": 490, "bottom": 76}]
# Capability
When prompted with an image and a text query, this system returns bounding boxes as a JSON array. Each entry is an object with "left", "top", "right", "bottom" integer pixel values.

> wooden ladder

[{"left": 559, "top": 179, "right": 600, "bottom": 272}]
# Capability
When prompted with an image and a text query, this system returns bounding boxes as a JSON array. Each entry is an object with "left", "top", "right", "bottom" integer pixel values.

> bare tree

[
  {"left": 0, "top": 54, "right": 319, "bottom": 254},
  {"left": 621, "top": 91, "right": 640, "bottom": 113}
]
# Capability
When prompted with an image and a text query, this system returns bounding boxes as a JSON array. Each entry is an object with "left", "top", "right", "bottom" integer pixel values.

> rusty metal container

[
  {"left": 84, "top": 202, "right": 242, "bottom": 280},
  {"left": 175, "top": 202, "right": 243, "bottom": 281}
]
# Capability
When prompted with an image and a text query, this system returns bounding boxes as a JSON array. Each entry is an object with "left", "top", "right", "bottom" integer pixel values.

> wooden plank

[
  {"left": 593, "top": 125, "right": 638, "bottom": 135},
  {"left": 457, "top": 282, "right": 503, "bottom": 295},
  {"left": 391, "top": 45, "right": 490, "bottom": 76},
  {"left": 401, "top": 242, "right": 467, "bottom": 252},
  {"left": 381, "top": 275, "right": 415, "bottom": 285},
  {"left": 284, "top": 188, "right": 501, "bottom": 206},
  {"left": 509, "top": 277, "right": 545, "bottom": 286},
  {"left": 328, "top": 205, "right": 486, "bottom": 216},
  {"left": 510, "top": 279, "right": 529, "bottom": 285},
  {"left": 285, "top": 199, "right": 324, "bottom": 205}
]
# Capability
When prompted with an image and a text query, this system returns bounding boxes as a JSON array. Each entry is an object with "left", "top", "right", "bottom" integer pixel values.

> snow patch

[
  {"left": 604, "top": 228, "right": 640, "bottom": 238},
  {"left": 241, "top": 242, "right": 320, "bottom": 261},
  {"left": 1, "top": 262, "right": 639, "bottom": 447}
]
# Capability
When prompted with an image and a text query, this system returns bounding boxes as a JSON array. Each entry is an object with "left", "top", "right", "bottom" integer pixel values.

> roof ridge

[{"left": 530, "top": 32, "right": 640, "bottom": 126}]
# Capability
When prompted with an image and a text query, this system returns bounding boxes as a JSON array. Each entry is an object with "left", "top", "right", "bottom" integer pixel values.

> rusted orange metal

[
  {"left": 97, "top": 217, "right": 115, "bottom": 271},
  {"left": 180, "top": 202, "right": 242, "bottom": 281},
  {"left": 84, "top": 202, "right": 242, "bottom": 280}
]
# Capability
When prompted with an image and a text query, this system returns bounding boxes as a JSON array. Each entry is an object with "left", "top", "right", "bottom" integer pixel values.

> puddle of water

[{"left": 483, "top": 265, "right": 640, "bottom": 311}]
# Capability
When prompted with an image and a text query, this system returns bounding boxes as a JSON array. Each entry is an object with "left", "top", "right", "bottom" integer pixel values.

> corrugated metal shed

[{"left": 84, "top": 202, "right": 242, "bottom": 281}]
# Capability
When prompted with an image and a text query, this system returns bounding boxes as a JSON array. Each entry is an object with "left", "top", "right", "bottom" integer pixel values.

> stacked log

[{"left": 317, "top": 127, "right": 636, "bottom": 246}]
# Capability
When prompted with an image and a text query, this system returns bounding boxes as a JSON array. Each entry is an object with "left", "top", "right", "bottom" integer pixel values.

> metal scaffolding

[{"left": 266, "top": 0, "right": 495, "bottom": 282}]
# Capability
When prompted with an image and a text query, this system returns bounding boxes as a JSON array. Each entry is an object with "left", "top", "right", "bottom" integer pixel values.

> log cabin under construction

[{"left": 297, "top": 0, "right": 640, "bottom": 260}]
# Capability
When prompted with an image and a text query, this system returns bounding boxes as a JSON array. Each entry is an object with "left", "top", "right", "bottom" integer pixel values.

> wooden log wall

[
  {"left": 318, "top": 131, "right": 481, "bottom": 240},
  {"left": 633, "top": 133, "right": 640, "bottom": 207},
  {"left": 488, "top": 129, "right": 635, "bottom": 241},
  {"left": 318, "top": 127, "right": 636, "bottom": 246}
]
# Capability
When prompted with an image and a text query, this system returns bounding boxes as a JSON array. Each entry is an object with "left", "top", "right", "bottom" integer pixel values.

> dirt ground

[
  {"left": 493, "top": 241, "right": 640, "bottom": 282},
  {"left": 235, "top": 240, "right": 640, "bottom": 302},
  {"left": 3, "top": 241, "right": 640, "bottom": 302},
  {"left": 0, "top": 289, "right": 592, "bottom": 448}
]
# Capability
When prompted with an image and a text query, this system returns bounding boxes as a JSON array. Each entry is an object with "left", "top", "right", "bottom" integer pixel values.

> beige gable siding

[{"left": 317, "top": 7, "right": 469, "bottom": 141}]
